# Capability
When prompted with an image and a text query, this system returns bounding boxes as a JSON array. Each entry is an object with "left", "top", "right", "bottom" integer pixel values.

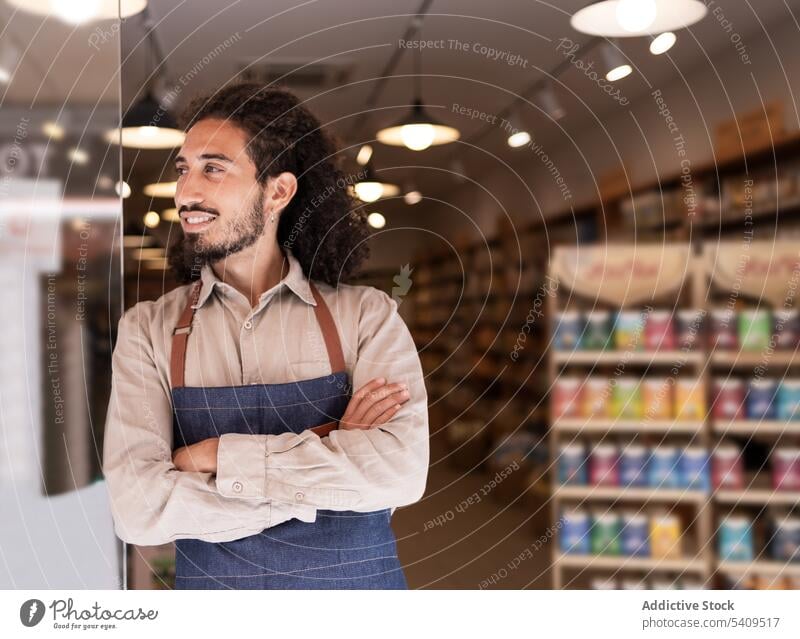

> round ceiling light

[
  {"left": 7, "top": 0, "right": 147, "bottom": 24},
  {"left": 571, "top": 0, "right": 707, "bottom": 37}
]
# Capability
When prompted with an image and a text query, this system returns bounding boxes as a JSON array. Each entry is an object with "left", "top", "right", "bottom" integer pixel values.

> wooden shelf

[
  {"left": 716, "top": 560, "right": 800, "bottom": 577},
  {"left": 710, "top": 351, "right": 800, "bottom": 367},
  {"left": 556, "top": 553, "right": 708, "bottom": 573},
  {"left": 555, "top": 485, "right": 708, "bottom": 503},
  {"left": 553, "top": 350, "right": 704, "bottom": 366},
  {"left": 712, "top": 421, "right": 800, "bottom": 436},
  {"left": 553, "top": 418, "right": 704, "bottom": 434},
  {"left": 714, "top": 489, "right": 800, "bottom": 506}
]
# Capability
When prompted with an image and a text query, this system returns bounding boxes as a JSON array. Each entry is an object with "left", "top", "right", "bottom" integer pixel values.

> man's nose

[{"left": 175, "top": 169, "right": 205, "bottom": 208}]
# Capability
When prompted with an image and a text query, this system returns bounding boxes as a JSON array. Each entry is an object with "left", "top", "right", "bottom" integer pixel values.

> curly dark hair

[{"left": 171, "top": 82, "right": 370, "bottom": 286}]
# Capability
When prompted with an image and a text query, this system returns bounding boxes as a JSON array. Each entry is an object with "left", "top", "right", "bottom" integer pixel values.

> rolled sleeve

[
  {"left": 102, "top": 305, "right": 275, "bottom": 546},
  {"left": 262, "top": 286, "right": 430, "bottom": 511}
]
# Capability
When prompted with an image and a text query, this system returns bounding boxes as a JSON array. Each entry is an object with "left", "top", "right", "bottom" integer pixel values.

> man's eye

[
  {"left": 175, "top": 166, "right": 187, "bottom": 176},
  {"left": 205, "top": 165, "right": 222, "bottom": 173}
]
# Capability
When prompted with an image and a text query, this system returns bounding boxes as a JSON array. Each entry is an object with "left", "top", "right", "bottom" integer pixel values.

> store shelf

[
  {"left": 555, "top": 485, "right": 708, "bottom": 503},
  {"left": 714, "top": 489, "right": 800, "bottom": 506},
  {"left": 712, "top": 421, "right": 800, "bottom": 436},
  {"left": 556, "top": 553, "right": 707, "bottom": 573},
  {"left": 553, "top": 418, "right": 704, "bottom": 434},
  {"left": 711, "top": 351, "right": 800, "bottom": 367},
  {"left": 716, "top": 560, "right": 800, "bottom": 577},
  {"left": 553, "top": 350, "right": 704, "bottom": 366}
]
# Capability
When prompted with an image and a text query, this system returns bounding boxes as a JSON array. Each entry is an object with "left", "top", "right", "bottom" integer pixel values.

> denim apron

[{"left": 169, "top": 278, "right": 407, "bottom": 589}]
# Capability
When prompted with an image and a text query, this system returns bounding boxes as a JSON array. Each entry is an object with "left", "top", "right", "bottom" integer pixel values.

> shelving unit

[
  {"left": 548, "top": 243, "right": 714, "bottom": 589},
  {"left": 549, "top": 242, "right": 800, "bottom": 590}
]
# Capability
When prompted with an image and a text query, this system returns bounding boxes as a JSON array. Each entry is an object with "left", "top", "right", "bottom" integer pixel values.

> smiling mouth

[{"left": 180, "top": 212, "right": 218, "bottom": 231}]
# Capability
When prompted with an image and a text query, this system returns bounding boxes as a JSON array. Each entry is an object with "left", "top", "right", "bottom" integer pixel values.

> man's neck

[{"left": 211, "top": 237, "right": 286, "bottom": 308}]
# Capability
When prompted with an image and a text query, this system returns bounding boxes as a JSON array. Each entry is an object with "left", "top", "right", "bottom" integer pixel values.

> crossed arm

[{"left": 102, "top": 290, "right": 429, "bottom": 547}]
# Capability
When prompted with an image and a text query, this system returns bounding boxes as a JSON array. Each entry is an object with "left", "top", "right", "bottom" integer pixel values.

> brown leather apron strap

[
  {"left": 170, "top": 280, "right": 203, "bottom": 389},
  {"left": 308, "top": 280, "right": 346, "bottom": 375},
  {"left": 169, "top": 277, "right": 346, "bottom": 437}
]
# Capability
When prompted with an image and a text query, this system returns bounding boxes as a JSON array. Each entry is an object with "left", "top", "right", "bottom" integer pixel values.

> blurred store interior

[{"left": 2, "top": 0, "right": 800, "bottom": 589}]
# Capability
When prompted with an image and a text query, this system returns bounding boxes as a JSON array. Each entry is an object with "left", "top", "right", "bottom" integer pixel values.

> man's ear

[{"left": 266, "top": 172, "right": 298, "bottom": 213}]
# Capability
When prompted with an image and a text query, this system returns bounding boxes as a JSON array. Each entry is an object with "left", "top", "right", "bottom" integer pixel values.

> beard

[{"left": 167, "top": 187, "right": 266, "bottom": 283}]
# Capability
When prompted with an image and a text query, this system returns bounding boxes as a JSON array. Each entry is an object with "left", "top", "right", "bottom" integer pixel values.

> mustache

[{"left": 179, "top": 205, "right": 219, "bottom": 216}]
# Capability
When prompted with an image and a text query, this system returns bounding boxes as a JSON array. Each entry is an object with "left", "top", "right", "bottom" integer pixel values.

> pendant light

[
  {"left": 376, "top": 34, "right": 459, "bottom": 150},
  {"left": 7, "top": 0, "right": 147, "bottom": 24},
  {"left": 601, "top": 41, "right": 632, "bottom": 81},
  {"left": 403, "top": 183, "right": 422, "bottom": 205},
  {"left": 104, "top": 14, "right": 184, "bottom": 149},
  {"left": 505, "top": 108, "right": 531, "bottom": 148},
  {"left": 571, "top": 0, "right": 707, "bottom": 37},
  {"left": 143, "top": 181, "right": 177, "bottom": 198},
  {"left": 537, "top": 85, "right": 566, "bottom": 121},
  {"left": 650, "top": 32, "right": 677, "bottom": 55},
  {"left": 353, "top": 163, "right": 400, "bottom": 203},
  {"left": 104, "top": 91, "right": 185, "bottom": 148}
]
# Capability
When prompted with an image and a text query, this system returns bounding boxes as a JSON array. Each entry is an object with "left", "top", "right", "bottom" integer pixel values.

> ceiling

[{"left": 3, "top": 0, "right": 799, "bottom": 257}]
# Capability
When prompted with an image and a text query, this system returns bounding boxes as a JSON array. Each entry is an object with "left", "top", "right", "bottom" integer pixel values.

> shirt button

[
  {"left": 294, "top": 491, "right": 305, "bottom": 502},
  {"left": 233, "top": 481, "right": 243, "bottom": 493},
  {"left": 243, "top": 320, "right": 253, "bottom": 329}
]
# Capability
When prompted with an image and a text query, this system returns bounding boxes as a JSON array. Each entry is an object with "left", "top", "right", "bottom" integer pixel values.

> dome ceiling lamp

[
  {"left": 104, "top": 9, "right": 184, "bottom": 149},
  {"left": 376, "top": 34, "right": 459, "bottom": 151},
  {"left": 571, "top": 0, "right": 707, "bottom": 37},
  {"left": 353, "top": 162, "right": 400, "bottom": 203}
]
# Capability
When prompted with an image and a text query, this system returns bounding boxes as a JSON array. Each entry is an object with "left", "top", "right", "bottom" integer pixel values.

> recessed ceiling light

[
  {"left": 571, "top": 0, "right": 707, "bottom": 37},
  {"left": 650, "top": 31, "right": 677, "bottom": 55}
]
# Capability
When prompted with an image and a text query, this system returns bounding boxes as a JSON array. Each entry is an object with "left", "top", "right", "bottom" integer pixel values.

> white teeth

[{"left": 186, "top": 215, "right": 214, "bottom": 224}]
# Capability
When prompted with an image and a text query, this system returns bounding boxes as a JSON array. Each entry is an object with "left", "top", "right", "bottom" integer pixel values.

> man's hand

[
  {"left": 339, "top": 377, "right": 410, "bottom": 430},
  {"left": 172, "top": 437, "right": 219, "bottom": 473}
]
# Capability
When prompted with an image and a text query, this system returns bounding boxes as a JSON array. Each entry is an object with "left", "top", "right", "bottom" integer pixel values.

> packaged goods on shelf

[
  {"left": 712, "top": 445, "right": 745, "bottom": 489},
  {"left": 560, "top": 509, "right": 591, "bottom": 555},
  {"left": 712, "top": 378, "right": 746, "bottom": 420},
  {"left": 771, "top": 517, "right": 800, "bottom": 562},
  {"left": 620, "top": 512, "right": 650, "bottom": 557},
  {"left": 718, "top": 516, "right": 755, "bottom": 562},
  {"left": 591, "top": 512, "right": 622, "bottom": 555},
  {"left": 650, "top": 513, "right": 683, "bottom": 560},
  {"left": 772, "top": 448, "right": 800, "bottom": 491}
]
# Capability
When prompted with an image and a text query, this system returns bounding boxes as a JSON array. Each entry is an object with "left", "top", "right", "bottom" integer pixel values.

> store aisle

[{"left": 392, "top": 434, "right": 552, "bottom": 589}]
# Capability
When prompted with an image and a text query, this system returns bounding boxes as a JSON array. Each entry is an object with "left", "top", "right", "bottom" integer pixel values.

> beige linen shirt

[{"left": 102, "top": 247, "right": 429, "bottom": 547}]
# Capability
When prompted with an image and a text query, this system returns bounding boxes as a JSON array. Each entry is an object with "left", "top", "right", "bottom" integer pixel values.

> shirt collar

[{"left": 191, "top": 247, "right": 317, "bottom": 309}]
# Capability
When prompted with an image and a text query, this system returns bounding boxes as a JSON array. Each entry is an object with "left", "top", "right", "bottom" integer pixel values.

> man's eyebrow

[{"left": 174, "top": 153, "right": 234, "bottom": 164}]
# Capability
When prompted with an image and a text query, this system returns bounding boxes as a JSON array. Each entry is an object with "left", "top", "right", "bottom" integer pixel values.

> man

[{"left": 102, "top": 83, "right": 429, "bottom": 589}]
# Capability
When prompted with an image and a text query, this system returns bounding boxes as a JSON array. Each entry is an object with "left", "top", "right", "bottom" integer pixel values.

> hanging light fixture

[
  {"left": 403, "top": 183, "right": 423, "bottom": 205},
  {"left": 650, "top": 32, "right": 677, "bottom": 55},
  {"left": 571, "top": 0, "right": 706, "bottom": 37},
  {"left": 355, "top": 144, "right": 373, "bottom": 166},
  {"left": 161, "top": 208, "right": 180, "bottom": 223},
  {"left": 143, "top": 181, "right": 177, "bottom": 198},
  {"left": 601, "top": 41, "right": 632, "bottom": 81},
  {"left": 505, "top": 109, "right": 531, "bottom": 148},
  {"left": 104, "top": 91, "right": 185, "bottom": 149},
  {"left": 7, "top": 0, "right": 147, "bottom": 24},
  {"left": 376, "top": 29, "right": 460, "bottom": 150},
  {"left": 367, "top": 212, "right": 386, "bottom": 229},
  {"left": 353, "top": 163, "right": 400, "bottom": 203},
  {"left": 104, "top": 16, "right": 184, "bottom": 149},
  {"left": 537, "top": 85, "right": 566, "bottom": 121}
]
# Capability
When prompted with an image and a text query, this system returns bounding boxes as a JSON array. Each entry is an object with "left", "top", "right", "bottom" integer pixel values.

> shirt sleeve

[
  {"left": 215, "top": 286, "right": 430, "bottom": 511},
  {"left": 102, "top": 304, "right": 314, "bottom": 547}
]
